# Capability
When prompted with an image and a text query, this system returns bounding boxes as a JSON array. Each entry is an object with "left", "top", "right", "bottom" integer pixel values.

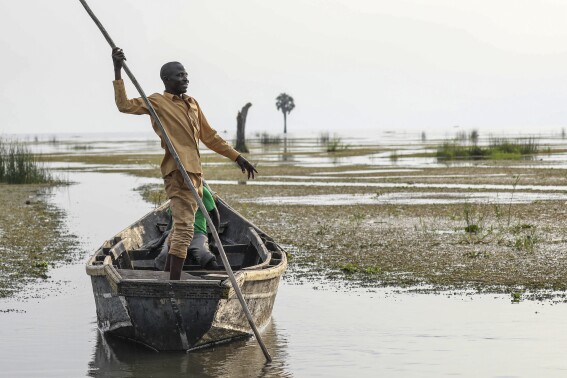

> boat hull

[
  {"left": 86, "top": 198, "right": 287, "bottom": 351},
  {"left": 89, "top": 266, "right": 284, "bottom": 351}
]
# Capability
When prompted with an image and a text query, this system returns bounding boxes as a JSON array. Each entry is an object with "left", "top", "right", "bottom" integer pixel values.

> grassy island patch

[
  {"left": 436, "top": 137, "right": 539, "bottom": 160},
  {"left": 0, "top": 185, "right": 78, "bottom": 298}
]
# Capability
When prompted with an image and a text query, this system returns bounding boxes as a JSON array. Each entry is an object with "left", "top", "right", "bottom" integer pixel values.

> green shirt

[{"left": 194, "top": 186, "right": 216, "bottom": 234}]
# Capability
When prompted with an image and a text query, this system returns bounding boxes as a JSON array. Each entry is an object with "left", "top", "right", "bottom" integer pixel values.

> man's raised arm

[{"left": 111, "top": 47, "right": 149, "bottom": 115}]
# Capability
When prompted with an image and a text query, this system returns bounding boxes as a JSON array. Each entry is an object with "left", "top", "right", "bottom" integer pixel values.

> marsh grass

[
  {"left": 325, "top": 136, "right": 349, "bottom": 152},
  {"left": 0, "top": 186, "right": 78, "bottom": 297},
  {"left": 69, "top": 144, "right": 92, "bottom": 151},
  {"left": 511, "top": 224, "right": 539, "bottom": 252},
  {"left": 0, "top": 139, "right": 52, "bottom": 184},
  {"left": 350, "top": 212, "right": 365, "bottom": 225},
  {"left": 136, "top": 183, "right": 167, "bottom": 208},
  {"left": 458, "top": 177, "right": 541, "bottom": 252},
  {"left": 318, "top": 132, "right": 330, "bottom": 144},
  {"left": 436, "top": 137, "right": 539, "bottom": 160},
  {"left": 488, "top": 137, "right": 539, "bottom": 159},
  {"left": 135, "top": 172, "right": 566, "bottom": 295},
  {"left": 257, "top": 132, "right": 281, "bottom": 145},
  {"left": 339, "top": 262, "right": 381, "bottom": 274},
  {"left": 75, "top": 134, "right": 566, "bottom": 296},
  {"left": 460, "top": 201, "right": 493, "bottom": 245}
]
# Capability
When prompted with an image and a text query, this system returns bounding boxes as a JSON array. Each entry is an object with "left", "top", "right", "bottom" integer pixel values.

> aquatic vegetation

[
  {"left": 350, "top": 212, "right": 365, "bottom": 224},
  {"left": 339, "top": 262, "right": 381, "bottom": 275},
  {"left": 340, "top": 263, "right": 358, "bottom": 273},
  {"left": 436, "top": 141, "right": 480, "bottom": 160},
  {"left": 68, "top": 144, "right": 92, "bottom": 151},
  {"left": 455, "top": 130, "right": 467, "bottom": 141},
  {"left": 30, "top": 134, "right": 567, "bottom": 300},
  {"left": 318, "top": 132, "right": 330, "bottom": 144},
  {"left": 257, "top": 132, "right": 281, "bottom": 145},
  {"left": 489, "top": 137, "right": 539, "bottom": 155},
  {"left": 464, "top": 224, "right": 479, "bottom": 233},
  {"left": 470, "top": 130, "right": 479, "bottom": 145},
  {"left": 512, "top": 226, "right": 539, "bottom": 252},
  {"left": 511, "top": 223, "right": 534, "bottom": 233},
  {"left": 463, "top": 250, "right": 491, "bottom": 259},
  {"left": 33, "top": 261, "right": 48, "bottom": 268},
  {"left": 0, "top": 185, "right": 78, "bottom": 298},
  {"left": 0, "top": 138, "right": 52, "bottom": 184},
  {"left": 314, "top": 223, "right": 331, "bottom": 236},
  {"left": 457, "top": 176, "right": 542, "bottom": 253},
  {"left": 136, "top": 183, "right": 167, "bottom": 207},
  {"left": 436, "top": 137, "right": 540, "bottom": 160},
  {"left": 461, "top": 202, "right": 491, "bottom": 244},
  {"left": 325, "top": 136, "right": 348, "bottom": 152},
  {"left": 505, "top": 175, "right": 521, "bottom": 227}
]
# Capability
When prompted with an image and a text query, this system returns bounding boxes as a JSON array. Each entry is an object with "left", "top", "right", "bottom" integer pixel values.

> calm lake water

[{"left": 2, "top": 134, "right": 567, "bottom": 377}]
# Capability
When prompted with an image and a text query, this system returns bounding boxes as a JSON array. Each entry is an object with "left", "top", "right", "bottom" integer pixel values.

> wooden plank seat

[{"left": 116, "top": 269, "right": 204, "bottom": 281}]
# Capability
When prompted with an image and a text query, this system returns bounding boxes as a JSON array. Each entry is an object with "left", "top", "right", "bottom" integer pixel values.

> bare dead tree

[{"left": 235, "top": 102, "right": 252, "bottom": 153}]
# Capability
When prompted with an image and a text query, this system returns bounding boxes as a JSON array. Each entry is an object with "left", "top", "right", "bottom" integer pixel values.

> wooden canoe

[{"left": 85, "top": 191, "right": 287, "bottom": 351}]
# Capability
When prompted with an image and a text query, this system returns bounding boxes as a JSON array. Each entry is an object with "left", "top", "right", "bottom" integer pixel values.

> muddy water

[{"left": 2, "top": 171, "right": 567, "bottom": 377}]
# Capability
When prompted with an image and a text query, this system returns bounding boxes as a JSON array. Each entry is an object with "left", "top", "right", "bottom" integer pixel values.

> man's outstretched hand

[{"left": 236, "top": 155, "right": 258, "bottom": 179}]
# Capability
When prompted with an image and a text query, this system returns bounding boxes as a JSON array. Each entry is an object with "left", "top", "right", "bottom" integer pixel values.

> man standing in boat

[{"left": 111, "top": 47, "right": 257, "bottom": 280}]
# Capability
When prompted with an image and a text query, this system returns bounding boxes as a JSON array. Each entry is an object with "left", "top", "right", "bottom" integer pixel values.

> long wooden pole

[{"left": 78, "top": 0, "right": 272, "bottom": 362}]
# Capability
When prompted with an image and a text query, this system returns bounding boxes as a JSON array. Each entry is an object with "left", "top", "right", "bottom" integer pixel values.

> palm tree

[{"left": 275, "top": 93, "right": 295, "bottom": 134}]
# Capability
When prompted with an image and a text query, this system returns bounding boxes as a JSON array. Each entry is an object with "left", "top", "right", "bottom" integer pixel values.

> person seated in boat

[
  {"left": 155, "top": 186, "right": 220, "bottom": 270},
  {"left": 111, "top": 47, "right": 257, "bottom": 280}
]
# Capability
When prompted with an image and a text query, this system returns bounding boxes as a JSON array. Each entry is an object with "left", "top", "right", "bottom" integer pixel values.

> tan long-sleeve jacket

[{"left": 113, "top": 79, "right": 239, "bottom": 177}]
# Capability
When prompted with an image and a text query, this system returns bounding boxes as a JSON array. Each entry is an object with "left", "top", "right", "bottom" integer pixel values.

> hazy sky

[{"left": 2, "top": 0, "right": 567, "bottom": 137}]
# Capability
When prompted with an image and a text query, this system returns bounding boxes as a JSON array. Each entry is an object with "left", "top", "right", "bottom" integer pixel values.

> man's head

[{"left": 160, "top": 62, "right": 189, "bottom": 96}]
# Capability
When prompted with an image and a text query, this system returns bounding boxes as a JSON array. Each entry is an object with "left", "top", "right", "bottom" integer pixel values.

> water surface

[{"left": 3, "top": 134, "right": 567, "bottom": 377}]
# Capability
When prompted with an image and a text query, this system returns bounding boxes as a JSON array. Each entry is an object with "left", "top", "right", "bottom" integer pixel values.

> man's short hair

[{"left": 160, "top": 61, "right": 183, "bottom": 81}]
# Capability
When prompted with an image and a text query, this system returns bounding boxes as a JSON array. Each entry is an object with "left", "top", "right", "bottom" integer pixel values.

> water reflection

[
  {"left": 88, "top": 321, "right": 291, "bottom": 378},
  {"left": 280, "top": 136, "right": 291, "bottom": 162}
]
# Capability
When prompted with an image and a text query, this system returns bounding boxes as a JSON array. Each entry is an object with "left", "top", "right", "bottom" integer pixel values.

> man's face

[{"left": 163, "top": 63, "right": 189, "bottom": 95}]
